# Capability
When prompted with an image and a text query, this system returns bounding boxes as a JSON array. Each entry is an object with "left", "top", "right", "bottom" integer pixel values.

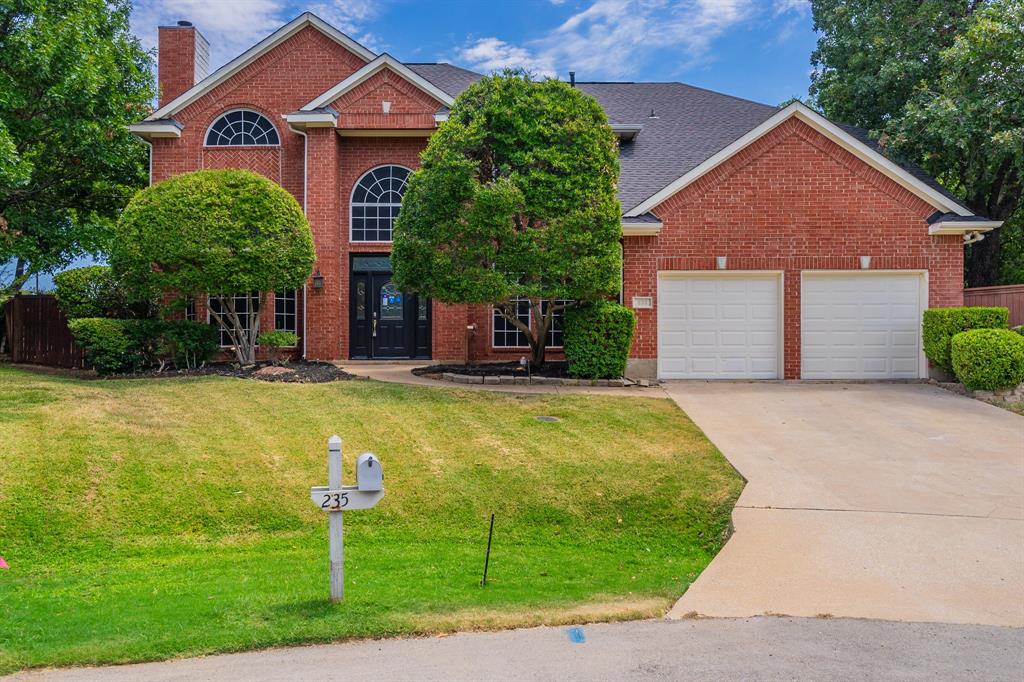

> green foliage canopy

[
  {"left": 110, "top": 170, "right": 315, "bottom": 365},
  {"left": 0, "top": 0, "right": 154, "bottom": 299},
  {"left": 809, "top": 0, "right": 1024, "bottom": 286},
  {"left": 392, "top": 72, "right": 622, "bottom": 365},
  {"left": 53, "top": 265, "right": 154, "bottom": 319}
]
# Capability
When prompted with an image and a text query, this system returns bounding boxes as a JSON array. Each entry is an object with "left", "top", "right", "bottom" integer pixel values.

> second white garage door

[
  {"left": 658, "top": 273, "right": 781, "bottom": 379},
  {"left": 801, "top": 272, "right": 925, "bottom": 379}
]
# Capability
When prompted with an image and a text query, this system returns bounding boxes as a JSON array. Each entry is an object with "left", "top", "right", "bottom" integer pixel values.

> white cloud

[
  {"left": 456, "top": 37, "right": 557, "bottom": 78},
  {"left": 130, "top": 0, "right": 381, "bottom": 72},
  {"left": 773, "top": 0, "right": 810, "bottom": 16},
  {"left": 456, "top": 0, "right": 757, "bottom": 80}
]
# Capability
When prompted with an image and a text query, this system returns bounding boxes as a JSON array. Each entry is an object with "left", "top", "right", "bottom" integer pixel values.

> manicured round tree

[
  {"left": 109, "top": 169, "right": 315, "bottom": 366},
  {"left": 392, "top": 71, "right": 622, "bottom": 366}
]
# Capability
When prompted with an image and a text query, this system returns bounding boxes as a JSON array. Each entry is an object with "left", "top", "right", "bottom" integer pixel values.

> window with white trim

[
  {"left": 541, "top": 299, "right": 571, "bottom": 348},
  {"left": 208, "top": 293, "right": 259, "bottom": 347},
  {"left": 205, "top": 110, "right": 280, "bottom": 146},
  {"left": 274, "top": 289, "right": 297, "bottom": 335},
  {"left": 350, "top": 165, "right": 411, "bottom": 242},
  {"left": 184, "top": 297, "right": 196, "bottom": 321},
  {"left": 492, "top": 299, "right": 531, "bottom": 348}
]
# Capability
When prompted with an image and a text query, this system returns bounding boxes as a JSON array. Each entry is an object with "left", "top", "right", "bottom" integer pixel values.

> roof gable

[
  {"left": 301, "top": 54, "right": 454, "bottom": 111},
  {"left": 625, "top": 102, "right": 975, "bottom": 218},
  {"left": 145, "top": 12, "right": 375, "bottom": 122}
]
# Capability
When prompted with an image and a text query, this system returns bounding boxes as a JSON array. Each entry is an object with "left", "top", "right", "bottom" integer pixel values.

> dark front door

[{"left": 349, "top": 256, "right": 431, "bottom": 359}]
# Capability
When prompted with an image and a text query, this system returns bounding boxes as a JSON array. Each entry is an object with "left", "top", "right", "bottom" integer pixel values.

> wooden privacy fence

[
  {"left": 3, "top": 294, "right": 85, "bottom": 368},
  {"left": 964, "top": 284, "right": 1024, "bottom": 327}
]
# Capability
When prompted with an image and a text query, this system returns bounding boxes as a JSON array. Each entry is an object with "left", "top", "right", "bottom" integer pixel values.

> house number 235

[{"left": 321, "top": 492, "right": 349, "bottom": 509}]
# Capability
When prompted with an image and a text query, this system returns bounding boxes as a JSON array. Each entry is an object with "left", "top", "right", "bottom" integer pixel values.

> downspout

[
  {"left": 288, "top": 123, "right": 309, "bottom": 359},
  {"left": 136, "top": 135, "right": 153, "bottom": 186}
]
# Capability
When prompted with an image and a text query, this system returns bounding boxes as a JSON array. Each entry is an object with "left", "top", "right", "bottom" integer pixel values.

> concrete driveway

[{"left": 664, "top": 382, "right": 1024, "bottom": 627}]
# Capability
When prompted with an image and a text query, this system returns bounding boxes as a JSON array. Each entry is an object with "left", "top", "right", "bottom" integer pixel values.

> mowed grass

[{"left": 0, "top": 367, "right": 742, "bottom": 673}]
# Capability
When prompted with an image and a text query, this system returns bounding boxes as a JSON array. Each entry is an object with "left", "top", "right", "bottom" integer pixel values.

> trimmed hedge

[
  {"left": 69, "top": 318, "right": 217, "bottom": 375},
  {"left": 564, "top": 301, "right": 636, "bottom": 379},
  {"left": 951, "top": 328, "right": 1024, "bottom": 391},
  {"left": 922, "top": 307, "right": 1009, "bottom": 372}
]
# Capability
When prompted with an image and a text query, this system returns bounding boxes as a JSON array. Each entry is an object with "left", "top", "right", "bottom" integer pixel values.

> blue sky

[{"left": 130, "top": 0, "right": 818, "bottom": 107}]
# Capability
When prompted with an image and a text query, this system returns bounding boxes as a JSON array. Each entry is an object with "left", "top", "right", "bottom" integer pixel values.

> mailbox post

[{"left": 310, "top": 435, "right": 385, "bottom": 602}]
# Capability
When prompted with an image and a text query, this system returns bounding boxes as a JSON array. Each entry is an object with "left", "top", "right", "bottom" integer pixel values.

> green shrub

[
  {"left": 68, "top": 318, "right": 139, "bottom": 375},
  {"left": 257, "top": 330, "right": 299, "bottom": 349},
  {"left": 54, "top": 265, "right": 155, "bottom": 319},
  {"left": 951, "top": 328, "right": 1024, "bottom": 391},
  {"left": 162, "top": 320, "right": 218, "bottom": 369},
  {"left": 922, "top": 307, "right": 1009, "bottom": 372},
  {"left": 564, "top": 301, "right": 636, "bottom": 379},
  {"left": 69, "top": 318, "right": 213, "bottom": 375}
]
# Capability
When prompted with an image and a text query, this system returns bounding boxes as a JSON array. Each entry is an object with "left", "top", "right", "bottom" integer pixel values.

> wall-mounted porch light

[{"left": 312, "top": 270, "right": 325, "bottom": 289}]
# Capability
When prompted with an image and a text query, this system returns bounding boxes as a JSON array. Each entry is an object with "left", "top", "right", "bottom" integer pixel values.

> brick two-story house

[{"left": 130, "top": 13, "right": 1001, "bottom": 380}]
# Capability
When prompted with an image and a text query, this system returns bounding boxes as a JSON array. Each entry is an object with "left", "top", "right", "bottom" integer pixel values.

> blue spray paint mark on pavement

[{"left": 567, "top": 627, "right": 585, "bottom": 644}]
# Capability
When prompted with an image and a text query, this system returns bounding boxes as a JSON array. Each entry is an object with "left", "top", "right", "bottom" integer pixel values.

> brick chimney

[{"left": 157, "top": 20, "right": 210, "bottom": 108}]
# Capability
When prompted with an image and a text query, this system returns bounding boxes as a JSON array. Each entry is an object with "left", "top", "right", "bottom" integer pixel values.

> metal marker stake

[
  {"left": 482, "top": 513, "right": 495, "bottom": 586},
  {"left": 328, "top": 435, "right": 344, "bottom": 602}
]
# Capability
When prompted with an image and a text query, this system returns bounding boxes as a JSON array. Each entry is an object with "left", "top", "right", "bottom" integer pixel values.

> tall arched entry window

[{"left": 350, "top": 165, "right": 411, "bottom": 242}]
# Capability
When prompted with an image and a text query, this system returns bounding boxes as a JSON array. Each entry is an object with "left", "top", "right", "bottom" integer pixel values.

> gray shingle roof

[
  {"left": 401, "top": 64, "right": 968, "bottom": 216},
  {"left": 405, "top": 63, "right": 482, "bottom": 99},
  {"left": 576, "top": 83, "right": 779, "bottom": 213}
]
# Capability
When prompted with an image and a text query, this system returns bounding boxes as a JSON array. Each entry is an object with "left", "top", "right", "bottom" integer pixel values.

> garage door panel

[
  {"left": 659, "top": 274, "right": 780, "bottom": 380},
  {"left": 801, "top": 273, "right": 923, "bottom": 380}
]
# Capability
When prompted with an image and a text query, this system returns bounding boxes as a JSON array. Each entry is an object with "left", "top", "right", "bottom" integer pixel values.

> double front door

[{"left": 349, "top": 256, "right": 430, "bottom": 359}]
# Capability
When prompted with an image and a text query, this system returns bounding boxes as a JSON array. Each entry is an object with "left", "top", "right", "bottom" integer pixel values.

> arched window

[
  {"left": 205, "top": 109, "right": 280, "bottom": 146},
  {"left": 350, "top": 165, "right": 411, "bottom": 242}
]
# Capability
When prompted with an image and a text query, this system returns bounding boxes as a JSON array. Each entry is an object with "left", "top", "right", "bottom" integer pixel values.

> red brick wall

[
  {"left": 332, "top": 69, "right": 444, "bottom": 129},
  {"left": 151, "top": 24, "right": 369, "bottom": 207},
  {"left": 158, "top": 26, "right": 198, "bottom": 107},
  {"left": 625, "top": 117, "right": 963, "bottom": 379}
]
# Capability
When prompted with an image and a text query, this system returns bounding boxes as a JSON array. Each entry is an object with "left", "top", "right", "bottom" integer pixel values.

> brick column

[{"left": 304, "top": 128, "right": 342, "bottom": 360}]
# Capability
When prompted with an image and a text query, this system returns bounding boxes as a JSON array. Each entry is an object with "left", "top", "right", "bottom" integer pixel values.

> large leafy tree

[
  {"left": 110, "top": 170, "right": 316, "bottom": 366},
  {"left": 810, "top": 0, "right": 1023, "bottom": 286},
  {"left": 392, "top": 72, "right": 622, "bottom": 366},
  {"left": 0, "top": 0, "right": 154, "bottom": 301}
]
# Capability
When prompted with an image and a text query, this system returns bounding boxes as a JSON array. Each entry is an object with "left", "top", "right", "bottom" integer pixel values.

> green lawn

[{"left": 0, "top": 366, "right": 742, "bottom": 674}]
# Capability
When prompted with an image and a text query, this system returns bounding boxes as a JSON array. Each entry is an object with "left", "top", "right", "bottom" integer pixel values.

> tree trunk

[{"left": 965, "top": 233, "right": 1001, "bottom": 288}]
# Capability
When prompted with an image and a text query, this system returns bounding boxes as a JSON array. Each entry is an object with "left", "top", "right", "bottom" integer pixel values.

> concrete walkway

[
  {"left": 10, "top": 617, "right": 1022, "bottom": 682},
  {"left": 664, "top": 382, "right": 1024, "bottom": 627}
]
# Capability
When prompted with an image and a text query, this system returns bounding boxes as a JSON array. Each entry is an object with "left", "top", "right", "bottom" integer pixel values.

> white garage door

[
  {"left": 658, "top": 273, "right": 781, "bottom": 379},
  {"left": 801, "top": 272, "right": 925, "bottom": 379}
]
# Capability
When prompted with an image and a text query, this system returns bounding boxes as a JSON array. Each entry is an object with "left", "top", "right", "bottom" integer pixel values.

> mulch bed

[
  {"left": 413, "top": 361, "right": 572, "bottom": 378},
  {"left": 4, "top": 361, "right": 354, "bottom": 383}
]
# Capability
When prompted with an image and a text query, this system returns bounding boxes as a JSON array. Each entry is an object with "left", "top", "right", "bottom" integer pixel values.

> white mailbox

[{"left": 356, "top": 452, "right": 383, "bottom": 491}]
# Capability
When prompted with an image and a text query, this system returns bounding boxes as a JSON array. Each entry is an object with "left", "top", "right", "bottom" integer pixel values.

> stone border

[
  {"left": 430, "top": 372, "right": 655, "bottom": 388},
  {"left": 930, "top": 379, "right": 1024, "bottom": 404}
]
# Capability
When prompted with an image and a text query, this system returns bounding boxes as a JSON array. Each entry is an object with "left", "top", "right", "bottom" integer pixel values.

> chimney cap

[{"left": 176, "top": 20, "right": 193, "bottom": 27}]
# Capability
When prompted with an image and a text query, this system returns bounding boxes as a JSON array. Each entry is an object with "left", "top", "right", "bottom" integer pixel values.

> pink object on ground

[{"left": 0, "top": 556, "right": 8, "bottom": 569}]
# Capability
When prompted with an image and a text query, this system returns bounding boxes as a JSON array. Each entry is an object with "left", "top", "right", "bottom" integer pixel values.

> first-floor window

[
  {"left": 541, "top": 299, "right": 571, "bottom": 348},
  {"left": 274, "top": 289, "right": 297, "bottom": 335},
  {"left": 208, "top": 292, "right": 259, "bottom": 347},
  {"left": 184, "top": 297, "right": 196, "bottom": 321},
  {"left": 492, "top": 298, "right": 531, "bottom": 348}
]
